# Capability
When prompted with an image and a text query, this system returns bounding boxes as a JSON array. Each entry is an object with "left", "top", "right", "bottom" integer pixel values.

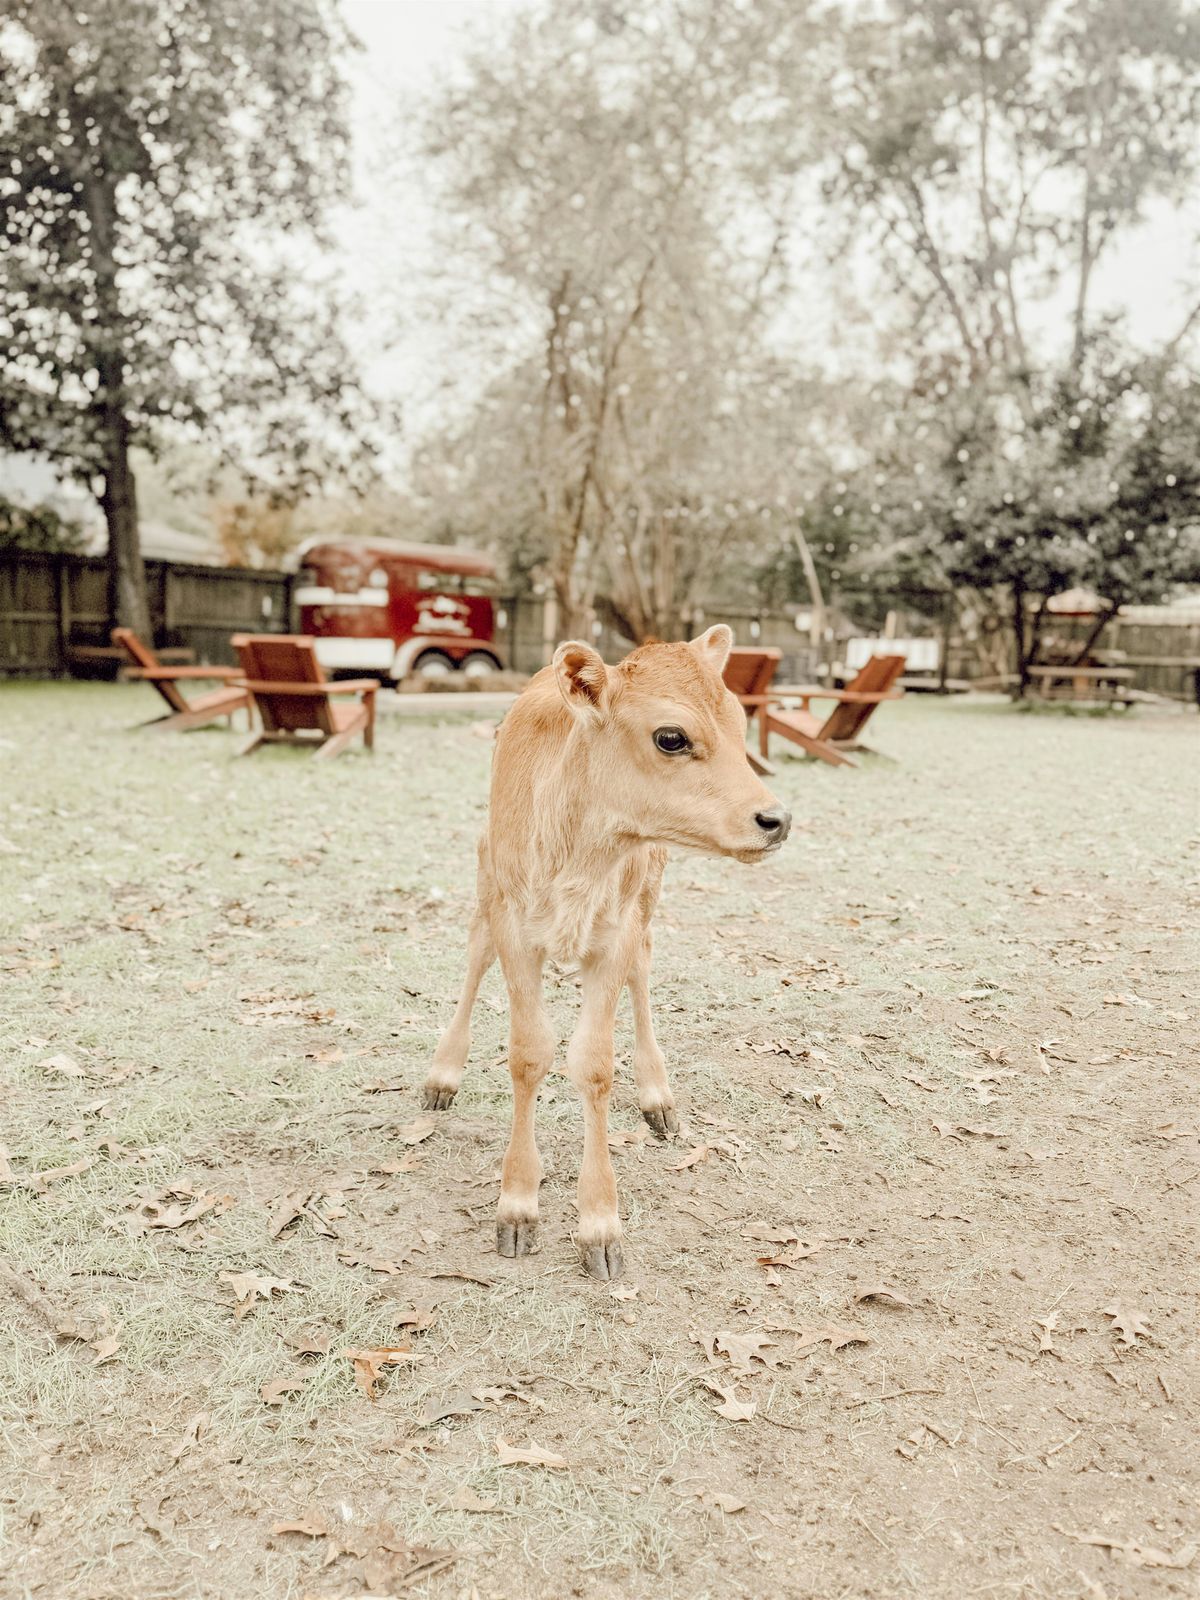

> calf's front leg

[
  {"left": 496, "top": 943, "right": 553, "bottom": 1258},
  {"left": 628, "top": 928, "right": 678, "bottom": 1139},
  {"left": 569, "top": 946, "right": 631, "bottom": 1281}
]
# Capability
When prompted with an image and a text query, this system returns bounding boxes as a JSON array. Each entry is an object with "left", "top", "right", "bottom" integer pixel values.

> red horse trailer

[{"left": 293, "top": 538, "right": 505, "bottom": 680}]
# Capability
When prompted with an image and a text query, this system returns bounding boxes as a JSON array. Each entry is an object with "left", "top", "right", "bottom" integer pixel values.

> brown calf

[{"left": 425, "top": 626, "right": 790, "bottom": 1279}]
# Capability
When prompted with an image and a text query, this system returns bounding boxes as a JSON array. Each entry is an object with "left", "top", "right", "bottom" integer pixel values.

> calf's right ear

[{"left": 553, "top": 640, "right": 610, "bottom": 722}]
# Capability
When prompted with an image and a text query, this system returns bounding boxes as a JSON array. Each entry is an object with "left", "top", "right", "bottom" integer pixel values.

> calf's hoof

[
  {"left": 579, "top": 1237, "right": 624, "bottom": 1281},
  {"left": 423, "top": 1083, "right": 458, "bottom": 1111},
  {"left": 496, "top": 1217, "right": 539, "bottom": 1257},
  {"left": 641, "top": 1101, "right": 679, "bottom": 1140}
]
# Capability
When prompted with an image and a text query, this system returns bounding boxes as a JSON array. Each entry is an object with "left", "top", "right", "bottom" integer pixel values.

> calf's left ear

[
  {"left": 689, "top": 623, "right": 733, "bottom": 675},
  {"left": 553, "top": 640, "right": 611, "bottom": 721}
]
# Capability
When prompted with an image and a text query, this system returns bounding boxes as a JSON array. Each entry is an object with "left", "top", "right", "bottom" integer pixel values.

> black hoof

[
  {"left": 580, "top": 1238, "right": 624, "bottom": 1281},
  {"left": 497, "top": 1217, "right": 538, "bottom": 1258},
  {"left": 641, "top": 1102, "right": 679, "bottom": 1140},
  {"left": 423, "top": 1084, "right": 457, "bottom": 1111}
]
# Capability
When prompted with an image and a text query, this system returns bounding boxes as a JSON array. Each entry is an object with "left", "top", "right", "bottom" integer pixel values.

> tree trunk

[
  {"left": 82, "top": 168, "right": 151, "bottom": 636},
  {"left": 1069, "top": 601, "right": 1118, "bottom": 667},
  {"left": 98, "top": 355, "right": 150, "bottom": 637},
  {"left": 1010, "top": 581, "right": 1029, "bottom": 698},
  {"left": 791, "top": 523, "right": 826, "bottom": 652}
]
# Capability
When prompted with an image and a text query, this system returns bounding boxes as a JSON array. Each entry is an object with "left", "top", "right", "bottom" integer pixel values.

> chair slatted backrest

[
  {"left": 111, "top": 628, "right": 189, "bottom": 714},
  {"left": 722, "top": 647, "right": 782, "bottom": 701},
  {"left": 233, "top": 635, "right": 335, "bottom": 736},
  {"left": 821, "top": 654, "right": 906, "bottom": 742}
]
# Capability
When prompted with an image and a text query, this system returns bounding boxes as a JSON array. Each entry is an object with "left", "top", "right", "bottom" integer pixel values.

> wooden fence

[
  {"left": 2, "top": 548, "right": 1197, "bottom": 700},
  {"left": 0, "top": 550, "right": 292, "bottom": 677}
]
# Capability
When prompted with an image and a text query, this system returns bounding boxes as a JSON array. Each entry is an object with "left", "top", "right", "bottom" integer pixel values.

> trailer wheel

[
  {"left": 461, "top": 651, "right": 501, "bottom": 677},
  {"left": 411, "top": 650, "right": 457, "bottom": 678}
]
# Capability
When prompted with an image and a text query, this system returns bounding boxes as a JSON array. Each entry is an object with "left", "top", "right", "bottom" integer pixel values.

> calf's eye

[{"left": 653, "top": 726, "right": 690, "bottom": 755}]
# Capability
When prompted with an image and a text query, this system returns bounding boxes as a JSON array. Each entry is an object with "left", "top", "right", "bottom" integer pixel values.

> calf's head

[{"left": 553, "top": 626, "right": 791, "bottom": 863}]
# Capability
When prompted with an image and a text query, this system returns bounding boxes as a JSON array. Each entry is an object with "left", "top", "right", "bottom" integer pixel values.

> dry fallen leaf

[
  {"left": 607, "top": 1127, "right": 649, "bottom": 1148},
  {"left": 342, "top": 1345, "right": 425, "bottom": 1400},
  {"left": 423, "top": 1391, "right": 484, "bottom": 1425},
  {"left": 495, "top": 1435, "right": 568, "bottom": 1469},
  {"left": 219, "top": 1271, "right": 297, "bottom": 1319},
  {"left": 39, "top": 1052, "right": 88, "bottom": 1078},
  {"left": 743, "top": 1221, "right": 800, "bottom": 1245},
  {"left": 931, "top": 1121, "right": 1005, "bottom": 1141},
  {"left": 390, "top": 1304, "right": 439, "bottom": 1334},
  {"left": 765, "top": 1320, "right": 869, "bottom": 1352},
  {"left": 446, "top": 1485, "right": 498, "bottom": 1512},
  {"left": 338, "top": 1249, "right": 402, "bottom": 1276},
  {"left": 32, "top": 1156, "right": 95, "bottom": 1189},
  {"left": 713, "top": 1330, "right": 780, "bottom": 1375},
  {"left": 668, "top": 1143, "right": 715, "bottom": 1171},
  {"left": 1055, "top": 1527, "right": 1196, "bottom": 1569},
  {"left": 261, "top": 1374, "right": 306, "bottom": 1405},
  {"left": 1103, "top": 1303, "right": 1151, "bottom": 1348},
  {"left": 272, "top": 1513, "right": 329, "bottom": 1538},
  {"left": 268, "top": 1190, "right": 339, "bottom": 1240},
  {"left": 282, "top": 1328, "right": 332, "bottom": 1358},
  {"left": 473, "top": 1385, "right": 547, "bottom": 1411},
  {"left": 91, "top": 1333, "right": 120, "bottom": 1364},
  {"left": 1035, "top": 1313, "right": 1062, "bottom": 1358},
  {"left": 170, "top": 1410, "right": 210, "bottom": 1461},
  {"left": 690, "top": 1489, "right": 746, "bottom": 1514},
  {"left": 131, "top": 1190, "right": 231, "bottom": 1235},
  {"left": 398, "top": 1116, "right": 438, "bottom": 1145},
  {"left": 702, "top": 1380, "right": 756, "bottom": 1422},
  {"left": 853, "top": 1283, "right": 913, "bottom": 1310}
]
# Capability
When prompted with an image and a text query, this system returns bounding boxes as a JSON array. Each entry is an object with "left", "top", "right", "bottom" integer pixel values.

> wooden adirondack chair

[
  {"left": 232, "top": 634, "right": 377, "bottom": 760},
  {"left": 761, "top": 653, "right": 905, "bottom": 768},
  {"left": 722, "top": 647, "right": 783, "bottom": 775},
  {"left": 112, "top": 627, "right": 250, "bottom": 733}
]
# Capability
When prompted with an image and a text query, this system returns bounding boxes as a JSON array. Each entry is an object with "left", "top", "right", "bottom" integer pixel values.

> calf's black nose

[{"left": 754, "top": 806, "right": 792, "bottom": 842}]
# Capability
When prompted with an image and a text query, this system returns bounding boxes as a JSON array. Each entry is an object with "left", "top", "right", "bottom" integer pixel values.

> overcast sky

[{"left": 337, "top": 0, "right": 1200, "bottom": 467}]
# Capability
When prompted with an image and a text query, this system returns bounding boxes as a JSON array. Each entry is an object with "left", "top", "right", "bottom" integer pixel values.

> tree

[
  {"left": 814, "top": 0, "right": 1200, "bottom": 399},
  {"left": 0, "top": 493, "right": 86, "bottom": 553},
  {"left": 0, "top": 0, "right": 383, "bottom": 635},
  {"left": 842, "top": 352, "right": 1200, "bottom": 689},
  {"left": 418, "top": 0, "right": 816, "bottom": 640}
]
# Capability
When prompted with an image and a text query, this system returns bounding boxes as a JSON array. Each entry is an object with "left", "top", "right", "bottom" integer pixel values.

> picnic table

[{"left": 1026, "top": 664, "right": 1136, "bottom": 706}]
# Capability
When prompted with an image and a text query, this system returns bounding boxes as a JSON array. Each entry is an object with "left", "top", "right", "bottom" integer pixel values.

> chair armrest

[
  {"left": 128, "top": 665, "right": 241, "bottom": 681},
  {"left": 772, "top": 685, "right": 903, "bottom": 705},
  {"left": 236, "top": 679, "right": 378, "bottom": 696}
]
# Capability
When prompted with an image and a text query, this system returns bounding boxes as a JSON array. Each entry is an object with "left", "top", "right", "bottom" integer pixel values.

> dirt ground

[{"left": 2, "top": 682, "right": 1198, "bottom": 1600}]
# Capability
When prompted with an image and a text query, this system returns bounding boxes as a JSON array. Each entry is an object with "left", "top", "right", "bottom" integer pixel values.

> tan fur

[{"left": 425, "top": 626, "right": 789, "bottom": 1279}]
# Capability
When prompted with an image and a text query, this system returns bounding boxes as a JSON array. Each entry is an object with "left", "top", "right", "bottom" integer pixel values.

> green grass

[{"left": 1, "top": 681, "right": 1199, "bottom": 1600}]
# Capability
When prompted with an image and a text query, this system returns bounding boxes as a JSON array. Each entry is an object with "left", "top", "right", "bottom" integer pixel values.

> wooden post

[{"left": 938, "top": 591, "right": 953, "bottom": 694}]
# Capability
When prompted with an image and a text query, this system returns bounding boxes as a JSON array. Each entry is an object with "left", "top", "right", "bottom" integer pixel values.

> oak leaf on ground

[
  {"left": 494, "top": 1435, "right": 568, "bottom": 1468},
  {"left": 1103, "top": 1304, "right": 1151, "bottom": 1347},
  {"left": 219, "top": 1271, "right": 297, "bottom": 1319},
  {"left": 342, "top": 1345, "right": 425, "bottom": 1400}
]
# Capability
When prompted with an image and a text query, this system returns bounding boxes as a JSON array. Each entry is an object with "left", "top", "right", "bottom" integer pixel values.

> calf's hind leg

[
  {"left": 570, "top": 942, "right": 635, "bottom": 1280},
  {"left": 424, "top": 909, "right": 494, "bottom": 1110},
  {"left": 496, "top": 943, "right": 554, "bottom": 1257}
]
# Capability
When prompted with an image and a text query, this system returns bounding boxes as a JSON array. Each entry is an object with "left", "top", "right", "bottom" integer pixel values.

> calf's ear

[
  {"left": 689, "top": 623, "right": 733, "bottom": 675},
  {"left": 553, "top": 640, "right": 611, "bottom": 721}
]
